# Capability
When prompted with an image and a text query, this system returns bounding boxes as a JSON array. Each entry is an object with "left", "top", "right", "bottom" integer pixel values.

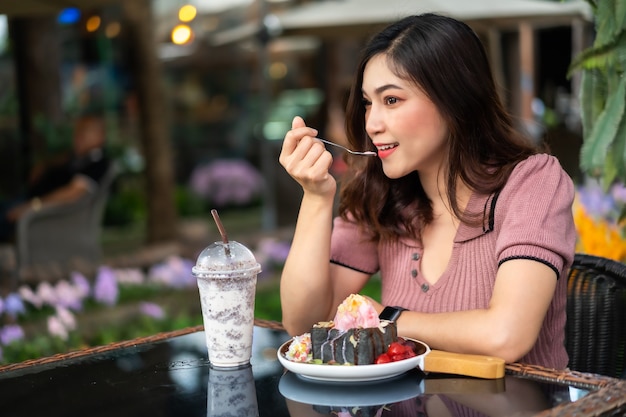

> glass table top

[{"left": 0, "top": 326, "right": 606, "bottom": 417}]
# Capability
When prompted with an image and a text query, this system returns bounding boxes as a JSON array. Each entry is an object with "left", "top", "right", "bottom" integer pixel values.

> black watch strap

[{"left": 378, "top": 306, "right": 407, "bottom": 322}]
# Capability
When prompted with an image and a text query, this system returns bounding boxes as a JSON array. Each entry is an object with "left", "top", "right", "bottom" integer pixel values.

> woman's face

[{"left": 362, "top": 54, "right": 449, "bottom": 179}]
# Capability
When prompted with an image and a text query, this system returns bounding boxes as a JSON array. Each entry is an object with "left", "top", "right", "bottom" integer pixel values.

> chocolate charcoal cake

[{"left": 311, "top": 320, "right": 397, "bottom": 365}]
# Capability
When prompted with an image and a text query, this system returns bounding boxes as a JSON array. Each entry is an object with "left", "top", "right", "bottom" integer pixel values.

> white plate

[
  {"left": 276, "top": 337, "right": 430, "bottom": 382},
  {"left": 278, "top": 369, "right": 424, "bottom": 407}
]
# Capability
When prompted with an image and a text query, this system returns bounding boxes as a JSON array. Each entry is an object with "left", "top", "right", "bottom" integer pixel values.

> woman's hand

[{"left": 279, "top": 116, "right": 336, "bottom": 199}]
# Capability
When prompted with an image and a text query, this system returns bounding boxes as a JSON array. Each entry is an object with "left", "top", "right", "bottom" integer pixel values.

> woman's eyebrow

[
  {"left": 362, "top": 84, "right": 403, "bottom": 96},
  {"left": 375, "top": 84, "right": 403, "bottom": 94}
]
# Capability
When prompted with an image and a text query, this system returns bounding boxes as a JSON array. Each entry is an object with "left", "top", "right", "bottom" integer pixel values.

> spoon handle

[{"left": 317, "top": 138, "right": 377, "bottom": 156}]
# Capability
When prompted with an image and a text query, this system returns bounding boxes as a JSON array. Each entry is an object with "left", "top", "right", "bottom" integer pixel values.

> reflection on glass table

[
  {"left": 0, "top": 321, "right": 623, "bottom": 417},
  {"left": 280, "top": 368, "right": 591, "bottom": 417}
]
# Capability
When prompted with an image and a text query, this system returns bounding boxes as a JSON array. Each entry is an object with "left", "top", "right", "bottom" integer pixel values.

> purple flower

[
  {"left": 55, "top": 306, "right": 77, "bottom": 331},
  {"left": 166, "top": 256, "right": 195, "bottom": 287},
  {"left": 0, "top": 297, "right": 3, "bottom": 315},
  {"left": 93, "top": 266, "right": 119, "bottom": 306},
  {"left": 71, "top": 272, "right": 91, "bottom": 298},
  {"left": 611, "top": 183, "right": 626, "bottom": 204},
  {"left": 0, "top": 324, "right": 24, "bottom": 345},
  {"left": 115, "top": 268, "right": 145, "bottom": 285},
  {"left": 37, "top": 282, "right": 58, "bottom": 306},
  {"left": 147, "top": 263, "right": 172, "bottom": 285},
  {"left": 257, "top": 238, "right": 291, "bottom": 264},
  {"left": 578, "top": 181, "right": 615, "bottom": 218},
  {"left": 54, "top": 280, "right": 84, "bottom": 311},
  {"left": 139, "top": 302, "right": 165, "bottom": 320},
  {"left": 47, "top": 316, "right": 68, "bottom": 341},
  {"left": 148, "top": 256, "right": 194, "bottom": 288},
  {"left": 3, "top": 293, "right": 25, "bottom": 318},
  {"left": 189, "top": 159, "right": 264, "bottom": 207},
  {"left": 18, "top": 285, "right": 43, "bottom": 309}
]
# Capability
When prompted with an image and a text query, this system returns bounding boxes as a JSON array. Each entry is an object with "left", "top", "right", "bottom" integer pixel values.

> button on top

[
  {"left": 421, "top": 283, "right": 429, "bottom": 292},
  {"left": 412, "top": 252, "right": 420, "bottom": 261}
]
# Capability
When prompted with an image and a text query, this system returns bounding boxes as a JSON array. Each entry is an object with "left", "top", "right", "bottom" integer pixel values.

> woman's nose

[{"left": 365, "top": 105, "right": 384, "bottom": 138}]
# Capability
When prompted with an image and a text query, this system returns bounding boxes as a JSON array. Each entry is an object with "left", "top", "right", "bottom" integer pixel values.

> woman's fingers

[
  {"left": 283, "top": 137, "right": 325, "bottom": 178},
  {"left": 279, "top": 117, "right": 335, "bottom": 194},
  {"left": 280, "top": 116, "right": 320, "bottom": 167},
  {"left": 281, "top": 117, "right": 318, "bottom": 156},
  {"left": 291, "top": 139, "right": 331, "bottom": 178},
  {"left": 291, "top": 115, "right": 305, "bottom": 130}
]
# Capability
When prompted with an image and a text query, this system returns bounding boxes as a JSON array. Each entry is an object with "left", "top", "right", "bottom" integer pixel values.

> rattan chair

[
  {"left": 15, "top": 163, "right": 117, "bottom": 274},
  {"left": 565, "top": 253, "right": 626, "bottom": 378}
]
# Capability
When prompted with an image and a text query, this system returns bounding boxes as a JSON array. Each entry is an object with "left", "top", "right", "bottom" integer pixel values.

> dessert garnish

[{"left": 285, "top": 333, "right": 312, "bottom": 363}]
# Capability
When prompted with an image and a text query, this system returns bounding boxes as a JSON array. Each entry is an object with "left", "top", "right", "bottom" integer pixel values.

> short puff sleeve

[
  {"left": 495, "top": 154, "right": 576, "bottom": 279},
  {"left": 330, "top": 215, "right": 379, "bottom": 274}
]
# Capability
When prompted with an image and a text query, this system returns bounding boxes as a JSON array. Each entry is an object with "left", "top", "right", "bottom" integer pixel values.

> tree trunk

[
  {"left": 8, "top": 16, "right": 63, "bottom": 184},
  {"left": 121, "top": 0, "right": 178, "bottom": 243}
]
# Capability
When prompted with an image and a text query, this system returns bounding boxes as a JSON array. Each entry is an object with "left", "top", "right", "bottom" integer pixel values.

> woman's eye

[
  {"left": 362, "top": 98, "right": 372, "bottom": 107},
  {"left": 384, "top": 97, "right": 398, "bottom": 105}
]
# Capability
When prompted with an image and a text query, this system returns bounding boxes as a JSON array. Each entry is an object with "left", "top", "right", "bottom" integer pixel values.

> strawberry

[{"left": 375, "top": 353, "right": 392, "bottom": 364}]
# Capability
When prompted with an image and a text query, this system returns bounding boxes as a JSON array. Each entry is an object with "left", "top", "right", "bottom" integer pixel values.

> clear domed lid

[{"left": 192, "top": 241, "right": 261, "bottom": 277}]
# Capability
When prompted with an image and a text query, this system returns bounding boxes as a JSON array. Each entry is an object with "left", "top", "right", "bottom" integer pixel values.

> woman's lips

[{"left": 375, "top": 143, "right": 398, "bottom": 159}]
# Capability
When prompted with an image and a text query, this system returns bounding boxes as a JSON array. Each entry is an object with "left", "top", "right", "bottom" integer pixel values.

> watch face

[{"left": 379, "top": 307, "right": 401, "bottom": 322}]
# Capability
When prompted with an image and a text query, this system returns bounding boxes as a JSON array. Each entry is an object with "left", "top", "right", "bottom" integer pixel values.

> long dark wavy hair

[{"left": 338, "top": 13, "right": 543, "bottom": 241}]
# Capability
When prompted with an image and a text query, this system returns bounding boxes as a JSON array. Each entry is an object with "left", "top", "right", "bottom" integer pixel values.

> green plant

[
  {"left": 103, "top": 176, "right": 147, "bottom": 226},
  {"left": 175, "top": 185, "right": 208, "bottom": 218},
  {"left": 568, "top": 0, "right": 626, "bottom": 188},
  {"left": 32, "top": 115, "right": 73, "bottom": 158}
]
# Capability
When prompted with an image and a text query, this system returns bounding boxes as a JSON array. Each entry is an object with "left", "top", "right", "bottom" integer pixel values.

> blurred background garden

[{"left": 0, "top": 0, "right": 624, "bottom": 365}]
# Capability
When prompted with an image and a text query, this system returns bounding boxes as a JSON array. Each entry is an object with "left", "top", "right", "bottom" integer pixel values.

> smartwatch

[{"left": 378, "top": 306, "right": 407, "bottom": 322}]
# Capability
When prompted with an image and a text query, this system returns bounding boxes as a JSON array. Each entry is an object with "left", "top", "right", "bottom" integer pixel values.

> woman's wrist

[
  {"left": 379, "top": 306, "right": 407, "bottom": 322},
  {"left": 302, "top": 189, "right": 336, "bottom": 205}
]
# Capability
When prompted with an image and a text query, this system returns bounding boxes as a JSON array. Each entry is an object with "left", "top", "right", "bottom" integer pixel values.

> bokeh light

[
  {"left": 178, "top": 5, "right": 197, "bottom": 22},
  {"left": 171, "top": 24, "right": 193, "bottom": 45},
  {"left": 105, "top": 22, "right": 121, "bottom": 38},
  {"left": 86, "top": 16, "right": 101, "bottom": 33},
  {"left": 268, "top": 62, "right": 288, "bottom": 80},
  {"left": 58, "top": 8, "right": 81, "bottom": 25}
]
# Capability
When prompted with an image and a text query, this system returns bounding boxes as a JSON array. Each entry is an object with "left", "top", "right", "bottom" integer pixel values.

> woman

[{"left": 279, "top": 13, "right": 575, "bottom": 368}]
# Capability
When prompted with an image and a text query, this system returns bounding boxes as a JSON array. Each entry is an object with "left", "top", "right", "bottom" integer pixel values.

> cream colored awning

[
  {"left": 277, "top": 0, "right": 592, "bottom": 36},
  {"left": 210, "top": 0, "right": 592, "bottom": 45}
]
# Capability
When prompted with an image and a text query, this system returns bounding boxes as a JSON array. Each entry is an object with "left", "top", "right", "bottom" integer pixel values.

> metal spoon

[{"left": 317, "top": 138, "right": 377, "bottom": 156}]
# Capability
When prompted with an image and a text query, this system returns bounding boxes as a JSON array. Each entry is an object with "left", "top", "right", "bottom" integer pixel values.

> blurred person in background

[{"left": 0, "top": 114, "right": 110, "bottom": 242}]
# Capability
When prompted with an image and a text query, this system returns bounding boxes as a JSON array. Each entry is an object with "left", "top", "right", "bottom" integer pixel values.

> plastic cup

[
  {"left": 192, "top": 241, "right": 261, "bottom": 367},
  {"left": 207, "top": 364, "right": 258, "bottom": 417}
]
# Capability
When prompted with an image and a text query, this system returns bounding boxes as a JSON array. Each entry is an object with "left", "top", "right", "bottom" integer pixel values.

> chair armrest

[
  {"left": 18, "top": 194, "right": 93, "bottom": 223},
  {"left": 566, "top": 254, "right": 626, "bottom": 379}
]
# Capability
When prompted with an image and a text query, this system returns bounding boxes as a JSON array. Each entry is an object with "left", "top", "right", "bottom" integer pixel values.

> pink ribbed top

[{"left": 330, "top": 154, "right": 576, "bottom": 368}]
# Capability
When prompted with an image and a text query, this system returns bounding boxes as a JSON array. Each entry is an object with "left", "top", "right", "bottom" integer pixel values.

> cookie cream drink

[{"left": 193, "top": 217, "right": 261, "bottom": 367}]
